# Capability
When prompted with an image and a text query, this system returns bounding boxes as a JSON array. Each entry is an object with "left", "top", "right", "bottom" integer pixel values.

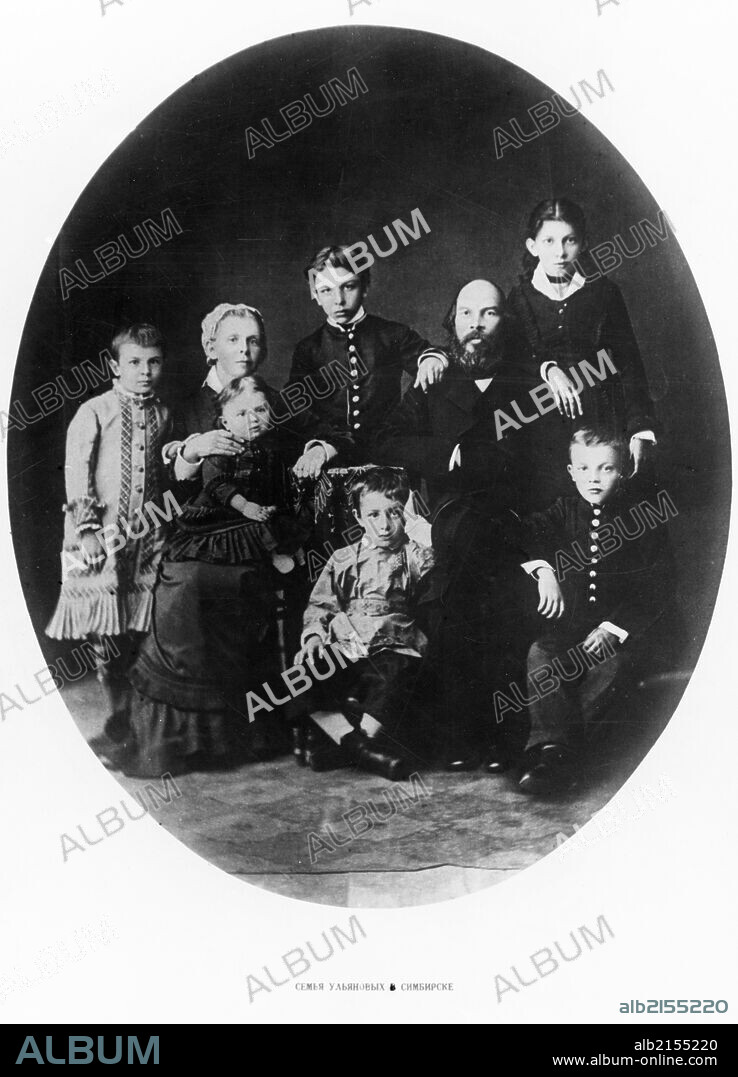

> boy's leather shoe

[
  {"left": 305, "top": 725, "right": 352, "bottom": 772},
  {"left": 341, "top": 696, "right": 364, "bottom": 727},
  {"left": 341, "top": 730, "right": 411, "bottom": 782},
  {"left": 518, "top": 743, "right": 575, "bottom": 796}
]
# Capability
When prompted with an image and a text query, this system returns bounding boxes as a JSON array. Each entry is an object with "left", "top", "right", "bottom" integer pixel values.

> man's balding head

[
  {"left": 444, "top": 279, "right": 507, "bottom": 374},
  {"left": 456, "top": 279, "right": 504, "bottom": 312}
]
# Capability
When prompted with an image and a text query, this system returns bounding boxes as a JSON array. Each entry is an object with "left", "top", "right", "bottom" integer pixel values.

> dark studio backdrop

[{"left": 6, "top": 26, "right": 731, "bottom": 669}]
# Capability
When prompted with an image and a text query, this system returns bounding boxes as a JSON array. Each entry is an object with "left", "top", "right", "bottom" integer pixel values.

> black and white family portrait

[{"left": 6, "top": 25, "right": 730, "bottom": 909}]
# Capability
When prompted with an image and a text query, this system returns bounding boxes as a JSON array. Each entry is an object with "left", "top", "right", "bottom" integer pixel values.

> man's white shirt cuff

[{"left": 418, "top": 349, "right": 448, "bottom": 370}]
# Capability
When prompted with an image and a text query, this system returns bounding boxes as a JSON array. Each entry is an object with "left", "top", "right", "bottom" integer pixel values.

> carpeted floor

[{"left": 59, "top": 672, "right": 676, "bottom": 907}]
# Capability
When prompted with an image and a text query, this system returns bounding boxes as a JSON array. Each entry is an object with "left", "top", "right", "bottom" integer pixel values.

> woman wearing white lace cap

[{"left": 164, "top": 302, "right": 343, "bottom": 483}]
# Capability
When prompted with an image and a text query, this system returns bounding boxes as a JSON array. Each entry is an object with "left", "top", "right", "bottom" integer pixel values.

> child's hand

[
  {"left": 581, "top": 626, "right": 618, "bottom": 657},
  {"left": 79, "top": 531, "right": 106, "bottom": 571},
  {"left": 241, "top": 501, "right": 272, "bottom": 522},
  {"left": 295, "top": 635, "right": 325, "bottom": 666},
  {"left": 536, "top": 568, "right": 565, "bottom": 618},
  {"left": 414, "top": 354, "right": 447, "bottom": 393},
  {"left": 293, "top": 445, "right": 327, "bottom": 481},
  {"left": 547, "top": 366, "right": 583, "bottom": 420}
]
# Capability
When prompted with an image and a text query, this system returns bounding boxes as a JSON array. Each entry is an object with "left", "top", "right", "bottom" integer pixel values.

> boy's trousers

[{"left": 526, "top": 632, "right": 630, "bottom": 749}]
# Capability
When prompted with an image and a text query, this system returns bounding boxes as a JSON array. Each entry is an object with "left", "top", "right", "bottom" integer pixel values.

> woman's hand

[
  {"left": 182, "top": 429, "right": 244, "bottom": 463},
  {"left": 547, "top": 366, "right": 583, "bottom": 420},
  {"left": 241, "top": 501, "right": 274, "bottom": 522},
  {"left": 536, "top": 567, "right": 565, "bottom": 619},
  {"left": 293, "top": 445, "right": 327, "bottom": 481},
  {"left": 79, "top": 531, "right": 106, "bottom": 572}
]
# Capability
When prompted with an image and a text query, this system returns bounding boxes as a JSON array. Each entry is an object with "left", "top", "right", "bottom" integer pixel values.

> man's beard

[{"left": 448, "top": 329, "right": 505, "bottom": 375}]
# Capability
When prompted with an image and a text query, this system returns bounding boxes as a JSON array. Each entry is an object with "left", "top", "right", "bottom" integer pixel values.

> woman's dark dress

[
  {"left": 507, "top": 271, "right": 658, "bottom": 507},
  {"left": 123, "top": 386, "right": 311, "bottom": 777}
]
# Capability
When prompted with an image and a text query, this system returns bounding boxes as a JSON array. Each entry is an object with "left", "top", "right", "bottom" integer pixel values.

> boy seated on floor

[
  {"left": 517, "top": 426, "right": 674, "bottom": 795},
  {"left": 295, "top": 467, "right": 435, "bottom": 782}
]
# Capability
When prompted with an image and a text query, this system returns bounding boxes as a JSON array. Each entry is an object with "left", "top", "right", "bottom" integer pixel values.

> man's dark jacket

[{"left": 374, "top": 360, "right": 537, "bottom": 526}]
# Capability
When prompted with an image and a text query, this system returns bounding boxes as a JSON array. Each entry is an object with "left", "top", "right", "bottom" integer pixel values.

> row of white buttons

[
  {"left": 131, "top": 401, "right": 147, "bottom": 493},
  {"left": 589, "top": 506, "right": 601, "bottom": 601},
  {"left": 347, "top": 329, "right": 361, "bottom": 428}
]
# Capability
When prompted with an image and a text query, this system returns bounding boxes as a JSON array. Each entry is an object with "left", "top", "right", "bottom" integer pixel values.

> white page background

[{"left": 0, "top": 0, "right": 735, "bottom": 1025}]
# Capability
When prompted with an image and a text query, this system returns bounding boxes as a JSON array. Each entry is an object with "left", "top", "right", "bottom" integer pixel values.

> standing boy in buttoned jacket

[{"left": 517, "top": 427, "right": 675, "bottom": 794}]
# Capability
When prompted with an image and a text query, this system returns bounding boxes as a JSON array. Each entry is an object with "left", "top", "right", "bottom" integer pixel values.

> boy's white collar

[{"left": 327, "top": 306, "right": 367, "bottom": 329}]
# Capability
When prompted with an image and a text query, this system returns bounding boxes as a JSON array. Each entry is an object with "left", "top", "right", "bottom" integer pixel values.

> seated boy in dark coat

[{"left": 516, "top": 426, "right": 676, "bottom": 794}]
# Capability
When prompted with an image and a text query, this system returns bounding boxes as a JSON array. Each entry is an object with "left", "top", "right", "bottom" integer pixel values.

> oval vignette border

[{"left": 5, "top": 25, "right": 731, "bottom": 907}]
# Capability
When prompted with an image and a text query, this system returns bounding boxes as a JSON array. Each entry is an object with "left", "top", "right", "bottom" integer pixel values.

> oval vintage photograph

[{"left": 6, "top": 26, "right": 730, "bottom": 907}]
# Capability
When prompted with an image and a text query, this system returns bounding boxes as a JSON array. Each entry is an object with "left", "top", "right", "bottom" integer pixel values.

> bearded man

[{"left": 373, "top": 279, "right": 538, "bottom": 771}]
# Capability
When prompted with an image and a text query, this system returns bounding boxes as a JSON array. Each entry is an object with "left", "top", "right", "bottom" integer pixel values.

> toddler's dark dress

[{"left": 167, "top": 439, "right": 308, "bottom": 565}]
